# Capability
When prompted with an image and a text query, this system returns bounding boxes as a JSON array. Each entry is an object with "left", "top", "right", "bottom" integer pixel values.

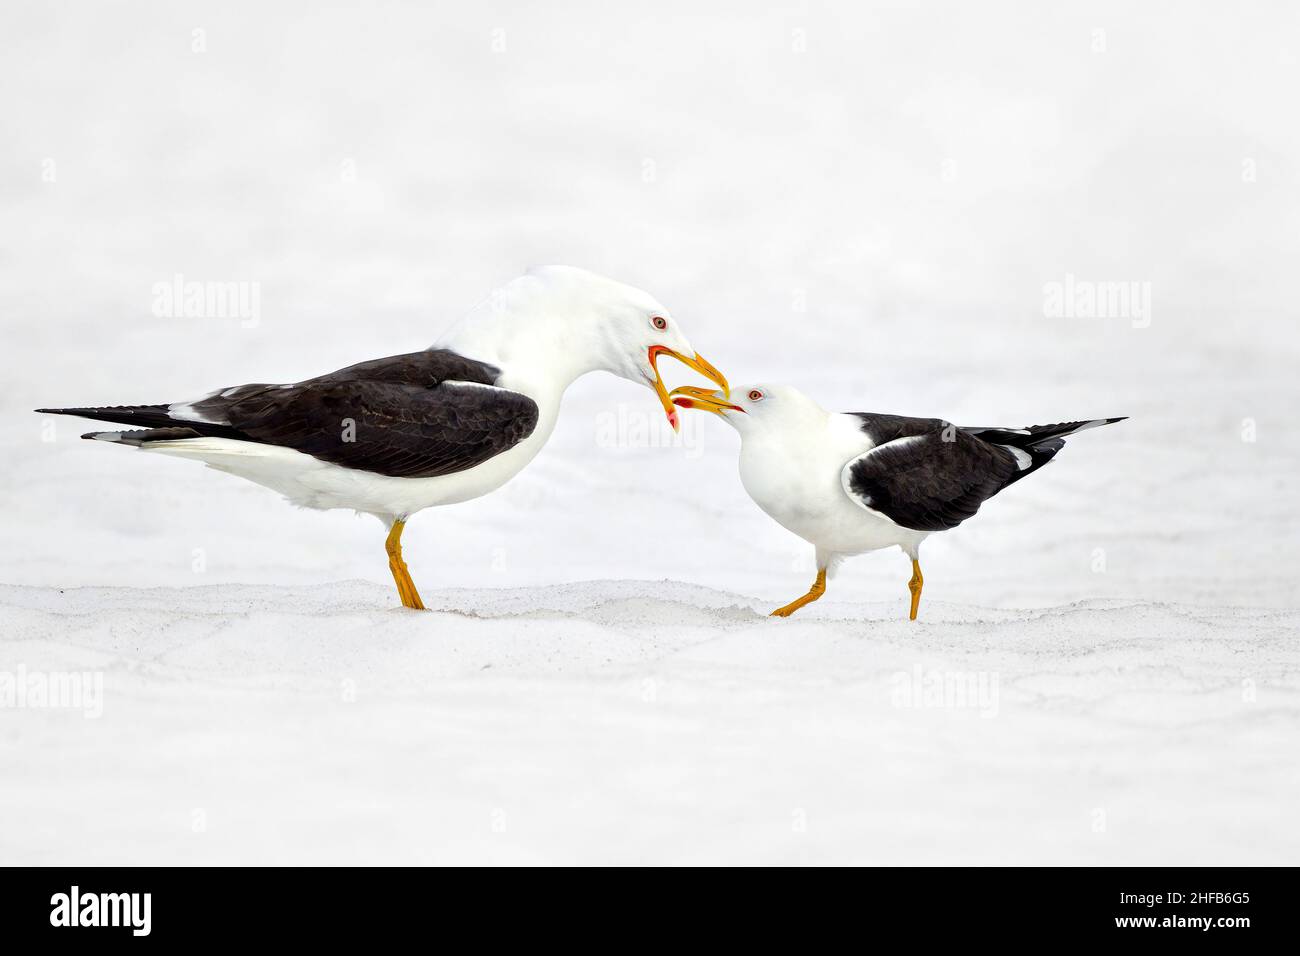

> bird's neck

[{"left": 435, "top": 303, "right": 618, "bottom": 398}]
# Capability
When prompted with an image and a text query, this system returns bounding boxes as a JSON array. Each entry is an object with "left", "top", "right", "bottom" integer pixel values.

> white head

[
  {"left": 669, "top": 382, "right": 828, "bottom": 437},
  {"left": 440, "top": 266, "right": 728, "bottom": 431}
]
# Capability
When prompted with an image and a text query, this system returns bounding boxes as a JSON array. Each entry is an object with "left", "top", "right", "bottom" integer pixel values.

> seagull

[
  {"left": 36, "top": 266, "right": 728, "bottom": 609},
  {"left": 669, "top": 383, "right": 1124, "bottom": 619}
]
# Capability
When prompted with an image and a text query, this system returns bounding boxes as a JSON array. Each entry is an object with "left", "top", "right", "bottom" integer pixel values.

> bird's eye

[
  {"left": 748, "top": 389, "right": 764, "bottom": 401},
  {"left": 651, "top": 316, "right": 668, "bottom": 331}
]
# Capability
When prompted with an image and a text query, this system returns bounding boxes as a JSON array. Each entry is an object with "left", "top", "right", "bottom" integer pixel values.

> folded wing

[
  {"left": 840, "top": 416, "right": 1020, "bottom": 531},
  {"left": 840, "top": 414, "right": 1126, "bottom": 531},
  {"left": 38, "top": 350, "right": 540, "bottom": 480}
]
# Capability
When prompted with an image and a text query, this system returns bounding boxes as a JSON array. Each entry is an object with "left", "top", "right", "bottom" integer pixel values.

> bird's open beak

[
  {"left": 648, "top": 347, "right": 729, "bottom": 432},
  {"left": 668, "top": 385, "right": 745, "bottom": 416}
]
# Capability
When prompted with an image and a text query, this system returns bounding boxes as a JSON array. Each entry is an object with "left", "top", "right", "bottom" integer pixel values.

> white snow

[{"left": 2, "top": 2, "right": 1298, "bottom": 864}]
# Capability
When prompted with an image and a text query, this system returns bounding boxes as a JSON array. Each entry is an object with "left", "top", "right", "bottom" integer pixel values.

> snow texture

[{"left": 2, "top": 2, "right": 1298, "bottom": 864}]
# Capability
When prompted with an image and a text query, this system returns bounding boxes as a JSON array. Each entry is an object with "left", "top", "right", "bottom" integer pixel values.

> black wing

[
  {"left": 840, "top": 413, "right": 1125, "bottom": 531},
  {"left": 37, "top": 350, "right": 540, "bottom": 480},
  {"left": 840, "top": 415, "right": 1018, "bottom": 531}
]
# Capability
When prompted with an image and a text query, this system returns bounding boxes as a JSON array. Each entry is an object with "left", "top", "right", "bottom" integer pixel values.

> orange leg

[
  {"left": 385, "top": 519, "right": 425, "bottom": 610},
  {"left": 771, "top": 568, "right": 827, "bottom": 617},
  {"left": 907, "top": 559, "right": 923, "bottom": 621}
]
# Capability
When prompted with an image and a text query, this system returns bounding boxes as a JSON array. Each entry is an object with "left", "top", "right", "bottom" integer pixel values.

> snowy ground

[
  {"left": 4, "top": 582, "right": 1299, "bottom": 865},
  {"left": 2, "top": 2, "right": 1298, "bottom": 865}
]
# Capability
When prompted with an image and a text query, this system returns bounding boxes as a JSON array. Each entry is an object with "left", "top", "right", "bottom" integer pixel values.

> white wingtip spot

[
  {"left": 169, "top": 393, "right": 230, "bottom": 425},
  {"left": 444, "top": 380, "right": 509, "bottom": 394},
  {"left": 1074, "top": 419, "right": 1108, "bottom": 434},
  {"left": 1004, "top": 446, "right": 1033, "bottom": 470}
]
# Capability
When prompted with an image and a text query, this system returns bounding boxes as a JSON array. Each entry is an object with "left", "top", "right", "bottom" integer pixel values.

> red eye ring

[
  {"left": 748, "top": 389, "right": 764, "bottom": 401},
  {"left": 651, "top": 316, "right": 668, "bottom": 330}
]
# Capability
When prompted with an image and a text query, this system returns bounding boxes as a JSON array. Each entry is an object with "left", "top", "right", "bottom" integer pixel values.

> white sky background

[{"left": 1, "top": 1, "right": 1297, "bottom": 605}]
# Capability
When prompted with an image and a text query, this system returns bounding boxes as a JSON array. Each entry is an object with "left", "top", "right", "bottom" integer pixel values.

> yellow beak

[
  {"left": 668, "top": 385, "right": 745, "bottom": 416},
  {"left": 648, "top": 347, "right": 730, "bottom": 432}
]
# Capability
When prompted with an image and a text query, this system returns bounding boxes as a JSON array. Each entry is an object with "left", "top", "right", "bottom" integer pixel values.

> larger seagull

[{"left": 37, "top": 267, "right": 728, "bottom": 609}]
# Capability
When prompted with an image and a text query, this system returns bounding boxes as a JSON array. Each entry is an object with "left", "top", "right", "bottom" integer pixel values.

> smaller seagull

[{"left": 670, "top": 383, "right": 1125, "bottom": 619}]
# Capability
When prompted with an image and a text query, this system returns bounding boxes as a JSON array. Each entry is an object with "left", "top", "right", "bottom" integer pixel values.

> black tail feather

[
  {"left": 35, "top": 404, "right": 177, "bottom": 428},
  {"left": 964, "top": 417, "right": 1126, "bottom": 488},
  {"left": 36, "top": 405, "right": 252, "bottom": 442},
  {"left": 967, "top": 417, "right": 1127, "bottom": 449}
]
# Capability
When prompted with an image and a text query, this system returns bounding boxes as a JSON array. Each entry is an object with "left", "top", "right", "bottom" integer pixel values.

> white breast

[{"left": 737, "top": 413, "right": 927, "bottom": 557}]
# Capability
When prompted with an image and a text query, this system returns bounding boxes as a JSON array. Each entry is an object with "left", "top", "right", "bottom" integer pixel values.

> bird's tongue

[{"left": 669, "top": 385, "right": 745, "bottom": 415}]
